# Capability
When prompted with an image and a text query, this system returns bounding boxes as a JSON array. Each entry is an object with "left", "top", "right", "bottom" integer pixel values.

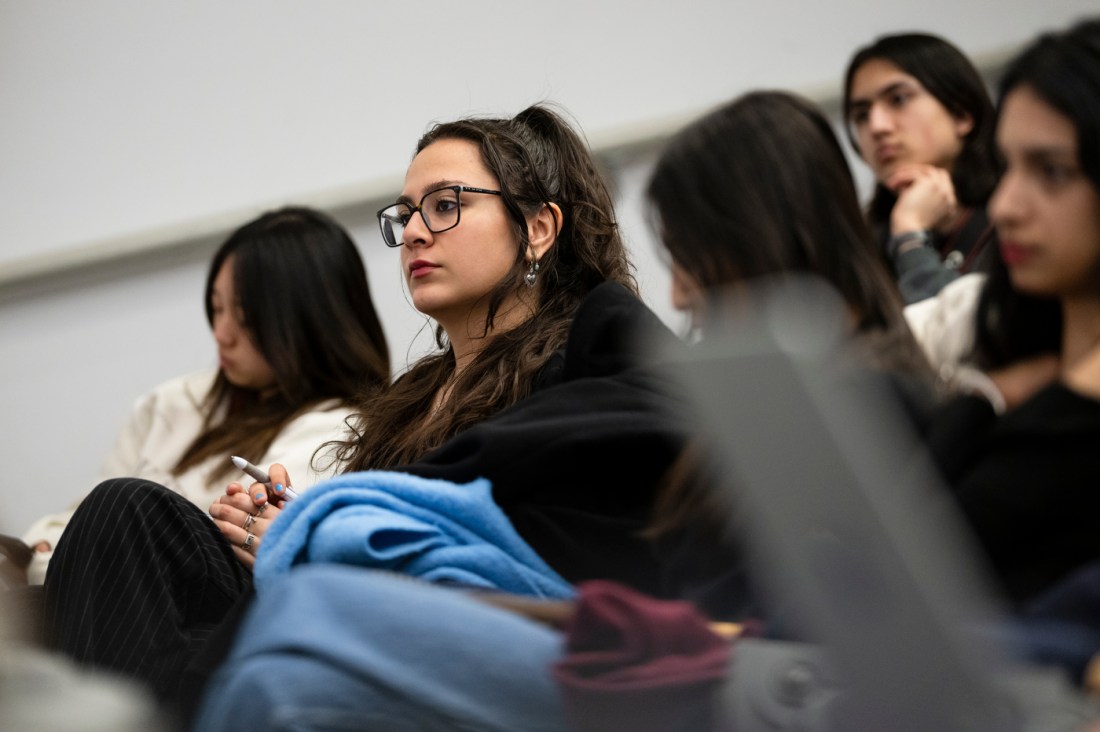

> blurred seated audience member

[
  {"left": 844, "top": 32, "right": 1002, "bottom": 303},
  {"left": 923, "top": 16, "right": 1100, "bottom": 616},
  {"left": 13, "top": 205, "right": 391, "bottom": 585}
]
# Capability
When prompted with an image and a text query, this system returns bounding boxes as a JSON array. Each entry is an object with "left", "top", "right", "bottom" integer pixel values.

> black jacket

[{"left": 405, "top": 281, "right": 694, "bottom": 594}]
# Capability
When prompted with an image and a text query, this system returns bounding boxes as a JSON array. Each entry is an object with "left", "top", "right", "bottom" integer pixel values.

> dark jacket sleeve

[{"left": 894, "top": 245, "right": 961, "bottom": 304}]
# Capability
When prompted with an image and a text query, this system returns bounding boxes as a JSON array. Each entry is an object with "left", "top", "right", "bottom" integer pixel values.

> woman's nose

[
  {"left": 213, "top": 315, "right": 236, "bottom": 345},
  {"left": 867, "top": 102, "right": 894, "bottom": 134},
  {"left": 988, "top": 170, "right": 1022, "bottom": 231},
  {"left": 402, "top": 210, "right": 433, "bottom": 248}
]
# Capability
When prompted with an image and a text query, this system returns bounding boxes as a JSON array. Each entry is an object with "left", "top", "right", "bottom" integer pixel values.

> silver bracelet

[{"left": 887, "top": 229, "right": 933, "bottom": 260}]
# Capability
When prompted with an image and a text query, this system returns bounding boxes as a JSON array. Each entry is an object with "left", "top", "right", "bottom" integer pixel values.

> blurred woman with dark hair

[
  {"left": 19, "top": 205, "right": 391, "bottom": 584},
  {"left": 926, "top": 16, "right": 1100, "bottom": 609}
]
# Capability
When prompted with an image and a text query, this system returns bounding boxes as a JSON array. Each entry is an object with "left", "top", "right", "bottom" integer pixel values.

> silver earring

[{"left": 524, "top": 259, "right": 540, "bottom": 287}]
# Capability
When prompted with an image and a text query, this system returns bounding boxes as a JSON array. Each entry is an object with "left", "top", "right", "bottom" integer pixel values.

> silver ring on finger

[
  {"left": 241, "top": 532, "right": 256, "bottom": 552},
  {"left": 256, "top": 504, "right": 268, "bottom": 517},
  {"left": 242, "top": 513, "right": 257, "bottom": 530}
]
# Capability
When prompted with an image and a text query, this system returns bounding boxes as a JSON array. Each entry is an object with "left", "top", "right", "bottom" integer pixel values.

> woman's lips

[
  {"left": 999, "top": 242, "right": 1033, "bottom": 267},
  {"left": 408, "top": 259, "right": 438, "bottom": 278},
  {"left": 874, "top": 144, "right": 900, "bottom": 164}
]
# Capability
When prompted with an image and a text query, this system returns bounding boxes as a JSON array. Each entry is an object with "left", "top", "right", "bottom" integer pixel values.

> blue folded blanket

[{"left": 253, "top": 470, "right": 574, "bottom": 599}]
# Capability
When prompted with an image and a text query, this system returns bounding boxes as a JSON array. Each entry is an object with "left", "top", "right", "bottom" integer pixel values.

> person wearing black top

[{"left": 925, "top": 18, "right": 1100, "bottom": 612}]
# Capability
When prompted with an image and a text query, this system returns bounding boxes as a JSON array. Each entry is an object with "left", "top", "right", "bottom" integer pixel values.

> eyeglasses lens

[{"left": 378, "top": 187, "right": 462, "bottom": 247}]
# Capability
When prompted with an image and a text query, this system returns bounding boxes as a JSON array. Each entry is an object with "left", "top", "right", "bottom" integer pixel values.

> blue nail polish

[
  {"left": 275, "top": 484, "right": 285, "bottom": 495},
  {"left": 254, "top": 492, "right": 264, "bottom": 501}
]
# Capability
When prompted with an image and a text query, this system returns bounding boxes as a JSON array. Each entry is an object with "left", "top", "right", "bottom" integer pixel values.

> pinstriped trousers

[{"left": 41, "top": 478, "right": 252, "bottom": 706}]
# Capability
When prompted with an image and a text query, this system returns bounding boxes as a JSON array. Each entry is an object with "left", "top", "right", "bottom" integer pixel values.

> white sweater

[
  {"left": 21, "top": 369, "right": 353, "bottom": 583},
  {"left": 904, "top": 272, "right": 986, "bottom": 377},
  {"left": 904, "top": 273, "right": 1007, "bottom": 413}
]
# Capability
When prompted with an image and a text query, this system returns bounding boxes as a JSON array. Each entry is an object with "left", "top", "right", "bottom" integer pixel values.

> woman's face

[
  {"left": 397, "top": 138, "right": 519, "bottom": 331},
  {"left": 989, "top": 85, "right": 1100, "bottom": 300},
  {"left": 847, "top": 58, "right": 973, "bottom": 183},
  {"left": 210, "top": 256, "right": 278, "bottom": 393}
]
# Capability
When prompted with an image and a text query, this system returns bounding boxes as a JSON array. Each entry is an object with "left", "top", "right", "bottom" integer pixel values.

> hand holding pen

[
  {"left": 230, "top": 455, "right": 299, "bottom": 505},
  {"left": 207, "top": 457, "right": 295, "bottom": 569}
]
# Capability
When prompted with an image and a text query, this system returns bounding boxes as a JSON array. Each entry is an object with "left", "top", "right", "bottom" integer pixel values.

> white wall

[{"left": 1, "top": 1, "right": 1096, "bottom": 536}]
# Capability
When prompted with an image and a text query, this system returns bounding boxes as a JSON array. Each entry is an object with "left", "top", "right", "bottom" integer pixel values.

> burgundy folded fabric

[{"left": 551, "top": 580, "right": 734, "bottom": 732}]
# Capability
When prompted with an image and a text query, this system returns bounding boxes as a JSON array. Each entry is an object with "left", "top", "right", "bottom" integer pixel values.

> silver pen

[{"left": 230, "top": 455, "right": 299, "bottom": 502}]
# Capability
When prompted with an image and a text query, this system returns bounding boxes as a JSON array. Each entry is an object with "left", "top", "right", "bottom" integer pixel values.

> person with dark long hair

[
  {"left": 641, "top": 89, "right": 940, "bottom": 620},
  {"left": 17, "top": 206, "right": 391, "bottom": 584},
  {"left": 649, "top": 91, "right": 929, "bottom": 377},
  {"left": 924, "top": 17, "right": 1100, "bottom": 611},
  {"left": 844, "top": 32, "right": 1002, "bottom": 304}
]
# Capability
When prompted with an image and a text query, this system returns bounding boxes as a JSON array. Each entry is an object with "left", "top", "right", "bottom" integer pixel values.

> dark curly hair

[{"left": 335, "top": 103, "right": 637, "bottom": 471}]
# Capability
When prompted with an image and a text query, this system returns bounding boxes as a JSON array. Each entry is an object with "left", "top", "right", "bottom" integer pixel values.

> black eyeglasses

[{"left": 377, "top": 185, "right": 502, "bottom": 248}]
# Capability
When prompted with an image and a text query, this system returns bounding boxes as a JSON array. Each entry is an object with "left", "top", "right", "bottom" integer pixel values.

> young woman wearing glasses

[{"left": 40, "top": 103, "right": 690, "bottom": 720}]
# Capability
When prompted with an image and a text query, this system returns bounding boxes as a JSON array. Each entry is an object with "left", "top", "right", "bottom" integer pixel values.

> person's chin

[
  {"left": 1006, "top": 269, "right": 1055, "bottom": 299},
  {"left": 222, "top": 368, "right": 258, "bottom": 391},
  {"left": 873, "top": 165, "right": 898, "bottom": 185},
  {"left": 872, "top": 154, "right": 906, "bottom": 182},
  {"left": 410, "top": 289, "right": 445, "bottom": 319}
]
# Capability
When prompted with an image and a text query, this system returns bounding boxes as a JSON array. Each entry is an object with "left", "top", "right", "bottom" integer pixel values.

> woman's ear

[{"left": 526, "top": 202, "right": 562, "bottom": 262}]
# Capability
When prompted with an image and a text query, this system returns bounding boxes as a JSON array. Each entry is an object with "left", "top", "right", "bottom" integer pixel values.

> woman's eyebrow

[{"left": 397, "top": 179, "right": 467, "bottom": 205}]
